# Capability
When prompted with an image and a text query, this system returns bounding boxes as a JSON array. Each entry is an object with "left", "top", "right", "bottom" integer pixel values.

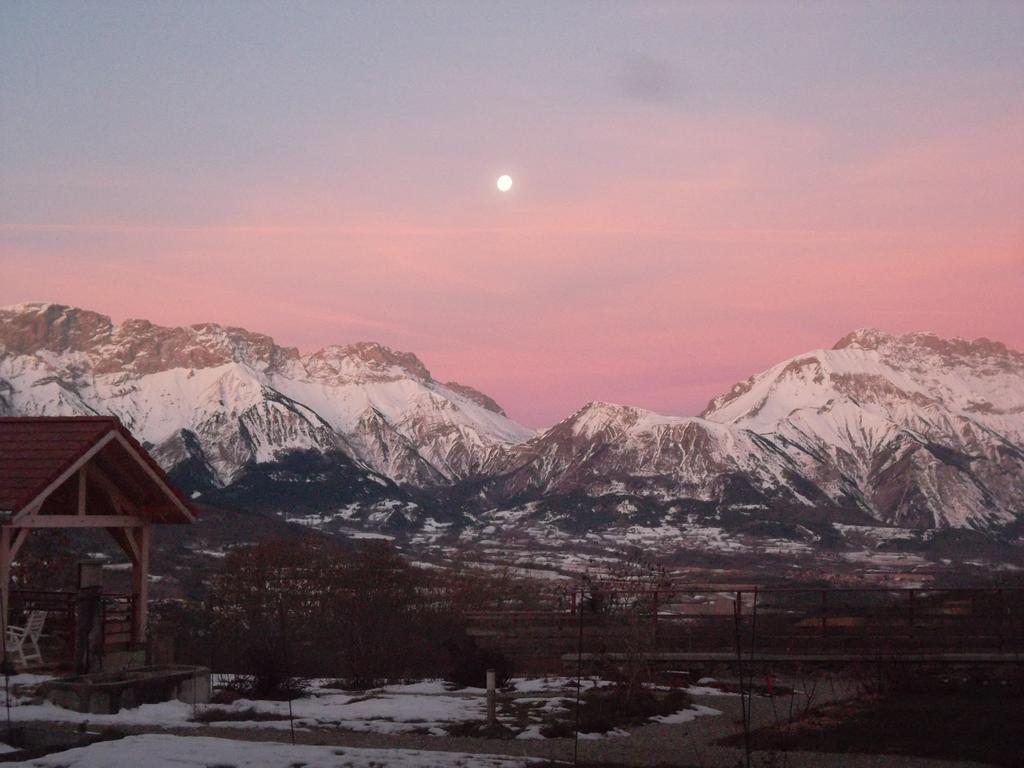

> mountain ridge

[
  {"left": 0, "top": 302, "right": 533, "bottom": 491},
  {"left": 2, "top": 303, "right": 1022, "bottom": 537}
]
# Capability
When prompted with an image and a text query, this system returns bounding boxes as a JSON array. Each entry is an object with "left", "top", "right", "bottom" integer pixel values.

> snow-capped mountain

[
  {"left": 464, "top": 331, "right": 1024, "bottom": 534},
  {"left": 701, "top": 329, "right": 1024, "bottom": 529},
  {"left": 0, "top": 303, "right": 534, "bottom": 492},
  {"left": 2, "top": 303, "right": 1021, "bottom": 536},
  {"left": 481, "top": 401, "right": 835, "bottom": 510}
]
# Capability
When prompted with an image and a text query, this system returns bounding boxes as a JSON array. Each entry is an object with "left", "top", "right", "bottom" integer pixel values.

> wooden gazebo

[{"left": 0, "top": 417, "right": 196, "bottom": 653}]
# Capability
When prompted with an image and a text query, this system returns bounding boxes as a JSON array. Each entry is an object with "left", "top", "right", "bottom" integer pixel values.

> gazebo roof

[{"left": 0, "top": 416, "right": 196, "bottom": 523}]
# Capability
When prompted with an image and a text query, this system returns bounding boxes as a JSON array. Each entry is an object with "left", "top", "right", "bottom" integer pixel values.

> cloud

[{"left": 618, "top": 54, "right": 685, "bottom": 104}]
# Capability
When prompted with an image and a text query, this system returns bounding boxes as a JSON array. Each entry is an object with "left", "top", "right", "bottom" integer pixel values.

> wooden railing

[
  {"left": 8, "top": 588, "right": 138, "bottom": 669},
  {"left": 8, "top": 589, "right": 78, "bottom": 666},
  {"left": 100, "top": 593, "right": 136, "bottom": 652}
]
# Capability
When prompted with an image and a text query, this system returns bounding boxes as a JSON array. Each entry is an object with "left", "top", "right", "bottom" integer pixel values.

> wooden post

[
  {"left": 908, "top": 590, "right": 916, "bottom": 637},
  {"left": 0, "top": 527, "right": 10, "bottom": 639},
  {"left": 821, "top": 590, "right": 828, "bottom": 650},
  {"left": 997, "top": 589, "right": 1005, "bottom": 652},
  {"left": 76, "top": 561, "right": 105, "bottom": 673},
  {"left": 77, "top": 469, "right": 87, "bottom": 516},
  {"left": 1, "top": 527, "right": 30, "bottom": 657},
  {"left": 486, "top": 668, "right": 496, "bottom": 725},
  {"left": 132, "top": 525, "right": 152, "bottom": 644},
  {"left": 652, "top": 589, "right": 660, "bottom": 649}
]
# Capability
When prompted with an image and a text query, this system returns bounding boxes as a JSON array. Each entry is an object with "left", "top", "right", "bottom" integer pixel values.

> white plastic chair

[{"left": 5, "top": 610, "right": 47, "bottom": 667}]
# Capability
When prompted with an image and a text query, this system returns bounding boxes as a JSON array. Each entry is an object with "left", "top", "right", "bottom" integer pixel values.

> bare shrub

[
  {"left": 443, "top": 635, "right": 513, "bottom": 689},
  {"left": 580, "top": 550, "right": 672, "bottom": 706},
  {"left": 164, "top": 534, "right": 530, "bottom": 687}
]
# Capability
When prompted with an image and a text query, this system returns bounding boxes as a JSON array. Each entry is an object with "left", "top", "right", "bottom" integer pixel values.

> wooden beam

[
  {"left": 16, "top": 501, "right": 42, "bottom": 521},
  {"left": 112, "top": 433, "right": 195, "bottom": 522},
  {"left": 9, "top": 528, "right": 29, "bottom": 561},
  {"left": 87, "top": 464, "right": 135, "bottom": 516},
  {"left": 132, "top": 525, "right": 152, "bottom": 642},
  {"left": 92, "top": 450, "right": 149, "bottom": 506},
  {"left": 13, "top": 431, "right": 118, "bottom": 522},
  {"left": 0, "top": 528, "right": 10, "bottom": 638},
  {"left": 13, "top": 515, "right": 146, "bottom": 529},
  {"left": 77, "top": 469, "right": 87, "bottom": 516},
  {"left": 106, "top": 526, "right": 140, "bottom": 563}
]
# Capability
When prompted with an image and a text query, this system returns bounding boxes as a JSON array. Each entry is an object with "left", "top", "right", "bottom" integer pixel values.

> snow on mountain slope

[
  {"left": 270, "top": 346, "right": 531, "bottom": 482},
  {"left": 702, "top": 329, "right": 1024, "bottom": 529},
  {"left": 705, "top": 329, "right": 1024, "bottom": 441},
  {"left": 3, "top": 304, "right": 1020, "bottom": 535},
  {"left": 484, "top": 401, "right": 837, "bottom": 518},
  {"left": 0, "top": 303, "right": 533, "bottom": 488}
]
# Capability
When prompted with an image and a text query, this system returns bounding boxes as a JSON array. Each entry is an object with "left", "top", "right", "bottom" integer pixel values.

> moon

[{"left": 496, "top": 174, "right": 513, "bottom": 192}]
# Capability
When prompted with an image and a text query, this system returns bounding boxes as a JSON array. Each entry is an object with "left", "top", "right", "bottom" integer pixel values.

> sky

[{"left": 2, "top": 1, "right": 1023, "bottom": 428}]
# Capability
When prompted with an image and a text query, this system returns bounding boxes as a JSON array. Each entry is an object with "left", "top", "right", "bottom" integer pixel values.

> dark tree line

[{"left": 154, "top": 535, "right": 539, "bottom": 695}]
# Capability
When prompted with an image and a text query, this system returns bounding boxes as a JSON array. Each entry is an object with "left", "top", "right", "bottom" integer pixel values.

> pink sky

[{"left": 2, "top": 3, "right": 1023, "bottom": 427}]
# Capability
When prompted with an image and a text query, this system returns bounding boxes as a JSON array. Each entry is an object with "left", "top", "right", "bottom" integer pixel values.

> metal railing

[{"left": 466, "top": 586, "right": 1024, "bottom": 670}]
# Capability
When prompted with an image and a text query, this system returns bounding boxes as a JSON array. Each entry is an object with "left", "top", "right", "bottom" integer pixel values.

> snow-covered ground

[
  {"left": 4, "top": 679, "right": 483, "bottom": 736},
  {"left": 0, "top": 675, "right": 735, "bottom": 766},
  {"left": 5, "top": 733, "right": 541, "bottom": 767},
  {"left": 649, "top": 703, "right": 721, "bottom": 724},
  {"left": 4, "top": 676, "right": 722, "bottom": 741}
]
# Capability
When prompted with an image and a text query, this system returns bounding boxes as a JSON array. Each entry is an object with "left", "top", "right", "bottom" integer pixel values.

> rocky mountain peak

[
  {"left": 699, "top": 327, "right": 1024, "bottom": 529},
  {"left": 561, "top": 401, "right": 644, "bottom": 438},
  {"left": 442, "top": 381, "right": 506, "bottom": 415},
  {"left": 833, "top": 328, "right": 1020, "bottom": 366},
  {"left": 0, "top": 302, "right": 531, "bottom": 489},
  {"left": 344, "top": 342, "right": 433, "bottom": 380},
  {"left": 831, "top": 328, "right": 893, "bottom": 351},
  {"left": 107, "top": 319, "right": 297, "bottom": 374},
  {"left": 303, "top": 342, "right": 433, "bottom": 383},
  {"left": 0, "top": 302, "right": 114, "bottom": 355},
  {"left": 0, "top": 303, "right": 299, "bottom": 374},
  {"left": 3, "top": 306, "right": 1021, "bottom": 534}
]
